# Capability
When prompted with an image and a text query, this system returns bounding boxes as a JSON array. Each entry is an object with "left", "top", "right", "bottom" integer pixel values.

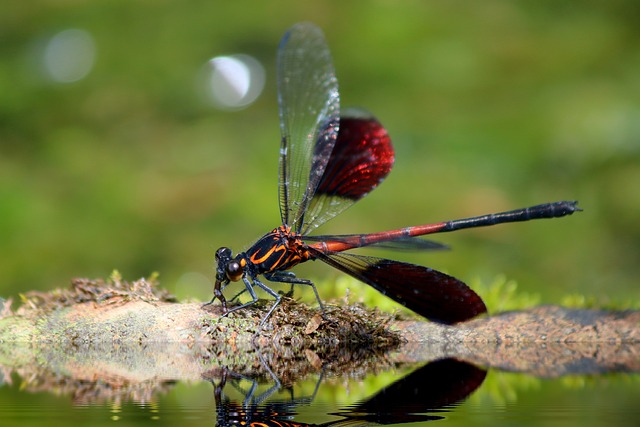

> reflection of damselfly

[
  {"left": 207, "top": 360, "right": 322, "bottom": 427},
  {"left": 205, "top": 22, "right": 580, "bottom": 326},
  {"left": 207, "top": 358, "right": 487, "bottom": 426}
]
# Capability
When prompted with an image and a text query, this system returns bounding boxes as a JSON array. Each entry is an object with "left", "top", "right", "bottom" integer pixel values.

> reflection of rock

[
  {"left": 397, "top": 305, "right": 640, "bottom": 377},
  {"left": 7, "top": 360, "right": 177, "bottom": 405},
  {"left": 1, "top": 277, "right": 639, "bottom": 403}
]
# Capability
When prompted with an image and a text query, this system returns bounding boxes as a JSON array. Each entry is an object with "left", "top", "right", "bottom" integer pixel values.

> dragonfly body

[
  {"left": 205, "top": 23, "right": 580, "bottom": 326},
  {"left": 246, "top": 226, "right": 310, "bottom": 274}
]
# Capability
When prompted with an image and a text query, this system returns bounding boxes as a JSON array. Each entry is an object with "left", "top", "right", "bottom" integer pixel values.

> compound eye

[
  {"left": 226, "top": 261, "right": 243, "bottom": 282},
  {"left": 215, "top": 247, "right": 232, "bottom": 262}
]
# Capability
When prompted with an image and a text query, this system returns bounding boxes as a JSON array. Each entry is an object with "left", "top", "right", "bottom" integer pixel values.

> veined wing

[
  {"left": 277, "top": 22, "right": 340, "bottom": 232},
  {"left": 300, "top": 109, "right": 395, "bottom": 234},
  {"left": 312, "top": 250, "right": 487, "bottom": 324}
]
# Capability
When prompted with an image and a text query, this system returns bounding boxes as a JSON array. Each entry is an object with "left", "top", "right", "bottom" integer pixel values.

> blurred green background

[{"left": 1, "top": 1, "right": 638, "bottom": 309}]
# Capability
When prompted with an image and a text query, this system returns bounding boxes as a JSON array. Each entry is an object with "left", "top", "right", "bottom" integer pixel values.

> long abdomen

[{"left": 310, "top": 201, "right": 580, "bottom": 253}]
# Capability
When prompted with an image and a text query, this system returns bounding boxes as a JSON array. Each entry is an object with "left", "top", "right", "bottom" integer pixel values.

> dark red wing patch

[
  {"left": 299, "top": 112, "right": 394, "bottom": 234},
  {"left": 315, "top": 114, "right": 394, "bottom": 200},
  {"left": 315, "top": 252, "right": 487, "bottom": 324}
]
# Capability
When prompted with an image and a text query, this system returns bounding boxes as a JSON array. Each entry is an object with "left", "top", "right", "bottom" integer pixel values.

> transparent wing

[
  {"left": 300, "top": 109, "right": 394, "bottom": 234},
  {"left": 277, "top": 22, "right": 340, "bottom": 232}
]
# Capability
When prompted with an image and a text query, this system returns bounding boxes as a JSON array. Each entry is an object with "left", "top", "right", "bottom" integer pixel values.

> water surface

[{"left": 1, "top": 343, "right": 638, "bottom": 427}]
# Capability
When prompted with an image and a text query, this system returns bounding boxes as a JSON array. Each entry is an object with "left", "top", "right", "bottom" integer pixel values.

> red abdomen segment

[{"left": 309, "top": 223, "right": 447, "bottom": 253}]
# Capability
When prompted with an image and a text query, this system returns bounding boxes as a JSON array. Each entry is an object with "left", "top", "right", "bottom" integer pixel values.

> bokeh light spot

[
  {"left": 206, "top": 54, "right": 265, "bottom": 110},
  {"left": 44, "top": 29, "right": 96, "bottom": 83}
]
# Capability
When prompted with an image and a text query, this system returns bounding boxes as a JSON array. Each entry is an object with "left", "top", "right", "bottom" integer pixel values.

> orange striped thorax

[{"left": 246, "top": 225, "right": 312, "bottom": 274}]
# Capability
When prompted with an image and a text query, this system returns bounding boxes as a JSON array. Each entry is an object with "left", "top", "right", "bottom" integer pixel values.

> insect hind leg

[
  {"left": 265, "top": 271, "right": 325, "bottom": 313},
  {"left": 269, "top": 271, "right": 296, "bottom": 297}
]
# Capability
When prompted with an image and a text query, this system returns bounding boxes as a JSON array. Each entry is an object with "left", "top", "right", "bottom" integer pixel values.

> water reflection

[
  {"left": 336, "top": 359, "right": 486, "bottom": 424},
  {"left": 207, "top": 362, "right": 322, "bottom": 426},
  {"left": 0, "top": 339, "right": 638, "bottom": 423},
  {"left": 208, "top": 358, "right": 487, "bottom": 426}
]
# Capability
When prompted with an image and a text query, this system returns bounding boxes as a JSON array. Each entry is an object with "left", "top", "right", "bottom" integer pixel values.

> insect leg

[
  {"left": 203, "top": 278, "right": 229, "bottom": 312},
  {"left": 227, "top": 287, "right": 248, "bottom": 303},
  {"left": 249, "top": 276, "right": 282, "bottom": 326},
  {"left": 223, "top": 275, "right": 290, "bottom": 302},
  {"left": 265, "top": 271, "right": 325, "bottom": 312},
  {"left": 224, "top": 276, "right": 260, "bottom": 314},
  {"left": 219, "top": 275, "right": 283, "bottom": 326},
  {"left": 270, "top": 271, "right": 296, "bottom": 297}
]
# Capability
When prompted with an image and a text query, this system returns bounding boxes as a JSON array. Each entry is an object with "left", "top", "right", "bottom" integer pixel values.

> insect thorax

[{"left": 246, "top": 226, "right": 310, "bottom": 274}]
